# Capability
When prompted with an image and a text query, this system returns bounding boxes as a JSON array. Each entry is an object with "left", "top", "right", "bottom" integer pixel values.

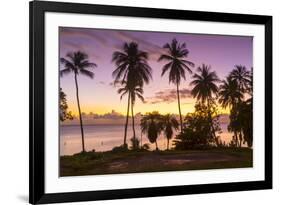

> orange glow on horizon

[{"left": 67, "top": 101, "right": 230, "bottom": 116}]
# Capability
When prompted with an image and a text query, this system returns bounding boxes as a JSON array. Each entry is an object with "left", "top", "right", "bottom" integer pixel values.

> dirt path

[
  {"left": 107, "top": 152, "right": 242, "bottom": 172},
  {"left": 60, "top": 149, "right": 253, "bottom": 176}
]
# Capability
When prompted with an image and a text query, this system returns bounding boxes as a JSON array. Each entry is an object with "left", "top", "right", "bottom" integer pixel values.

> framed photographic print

[{"left": 29, "top": 0, "right": 272, "bottom": 204}]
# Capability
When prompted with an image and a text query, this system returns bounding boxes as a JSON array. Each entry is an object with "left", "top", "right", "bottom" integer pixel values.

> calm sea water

[{"left": 60, "top": 124, "right": 233, "bottom": 156}]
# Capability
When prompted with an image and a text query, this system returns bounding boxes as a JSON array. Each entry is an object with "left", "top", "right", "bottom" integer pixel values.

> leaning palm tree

[
  {"left": 161, "top": 114, "right": 179, "bottom": 150},
  {"left": 229, "top": 65, "right": 251, "bottom": 96},
  {"left": 190, "top": 64, "right": 220, "bottom": 139},
  {"left": 158, "top": 38, "right": 194, "bottom": 132},
  {"left": 112, "top": 42, "right": 152, "bottom": 146},
  {"left": 60, "top": 51, "right": 97, "bottom": 152},
  {"left": 140, "top": 112, "right": 162, "bottom": 150},
  {"left": 118, "top": 81, "right": 145, "bottom": 149}
]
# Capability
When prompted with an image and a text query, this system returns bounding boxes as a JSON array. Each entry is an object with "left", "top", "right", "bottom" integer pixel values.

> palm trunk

[
  {"left": 239, "top": 132, "right": 242, "bottom": 147},
  {"left": 123, "top": 93, "right": 131, "bottom": 147},
  {"left": 140, "top": 132, "right": 143, "bottom": 148},
  {"left": 176, "top": 83, "right": 183, "bottom": 132},
  {"left": 155, "top": 140, "right": 158, "bottom": 151},
  {"left": 167, "top": 138, "right": 169, "bottom": 150},
  {"left": 74, "top": 73, "right": 85, "bottom": 153},
  {"left": 131, "top": 100, "right": 136, "bottom": 149},
  {"left": 234, "top": 132, "right": 238, "bottom": 147},
  {"left": 207, "top": 99, "right": 216, "bottom": 140}
]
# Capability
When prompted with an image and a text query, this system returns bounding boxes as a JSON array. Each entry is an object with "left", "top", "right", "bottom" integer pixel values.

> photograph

[{"left": 59, "top": 27, "right": 253, "bottom": 176}]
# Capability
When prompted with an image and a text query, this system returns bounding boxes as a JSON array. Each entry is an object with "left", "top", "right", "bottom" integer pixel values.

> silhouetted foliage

[
  {"left": 160, "top": 114, "right": 179, "bottom": 150},
  {"left": 140, "top": 112, "right": 162, "bottom": 150},
  {"left": 141, "top": 143, "right": 150, "bottom": 151},
  {"left": 190, "top": 64, "right": 220, "bottom": 141},
  {"left": 173, "top": 102, "right": 221, "bottom": 150},
  {"left": 111, "top": 144, "right": 129, "bottom": 153},
  {"left": 129, "top": 137, "right": 140, "bottom": 150},
  {"left": 219, "top": 65, "right": 253, "bottom": 148},
  {"left": 59, "top": 88, "right": 73, "bottom": 122}
]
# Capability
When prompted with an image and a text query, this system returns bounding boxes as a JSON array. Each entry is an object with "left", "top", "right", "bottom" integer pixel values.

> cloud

[
  {"left": 109, "top": 80, "right": 123, "bottom": 88},
  {"left": 111, "top": 31, "right": 165, "bottom": 60},
  {"left": 60, "top": 27, "right": 166, "bottom": 61},
  {"left": 145, "top": 88, "right": 192, "bottom": 104},
  {"left": 60, "top": 27, "right": 108, "bottom": 46}
]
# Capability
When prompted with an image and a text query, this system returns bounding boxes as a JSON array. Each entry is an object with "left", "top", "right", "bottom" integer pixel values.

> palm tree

[
  {"left": 112, "top": 42, "right": 152, "bottom": 146},
  {"left": 218, "top": 76, "right": 243, "bottom": 109},
  {"left": 226, "top": 65, "right": 252, "bottom": 147},
  {"left": 161, "top": 114, "right": 179, "bottom": 150},
  {"left": 60, "top": 51, "right": 97, "bottom": 152},
  {"left": 229, "top": 65, "right": 251, "bottom": 96},
  {"left": 158, "top": 38, "right": 194, "bottom": 132},
  {"left": 190, "top": 64, "right": 220, "bottom": 104},
  {"left": 218, "top": 76, "right": 243, "bottom": 147},
  {"left": 118, "top": 81, "right": 145, "bottom": 149},
  {"left": 190, "top": 64, "right": 220, "bottom": 139},
  {"left": 140, "top": 112, "right": 162, "bottom": 150}
]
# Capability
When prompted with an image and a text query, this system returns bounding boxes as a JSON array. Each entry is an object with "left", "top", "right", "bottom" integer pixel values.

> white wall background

[{"left": 0, "top": 0, "right": 279, "bottom": 204}]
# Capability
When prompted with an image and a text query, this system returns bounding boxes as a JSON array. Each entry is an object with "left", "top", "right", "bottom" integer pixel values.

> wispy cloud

[
  {"left": 145, "top": 88, "right": 192, "bottom": 104},
  {"left": 113, "top": 31, "right": 165, "bottom": 60},
  {"left": 60, "top": 27, "right": 108, "bottom": 46}
]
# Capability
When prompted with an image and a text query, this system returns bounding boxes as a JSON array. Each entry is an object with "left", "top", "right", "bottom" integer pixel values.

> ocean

[{"left": 60, "top": 123, "right": 233, "bottom": 156}]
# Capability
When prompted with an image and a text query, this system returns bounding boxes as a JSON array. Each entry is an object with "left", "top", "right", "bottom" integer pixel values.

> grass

[{"left": 60, "top": 148, "right": 253, "bottom": 176}]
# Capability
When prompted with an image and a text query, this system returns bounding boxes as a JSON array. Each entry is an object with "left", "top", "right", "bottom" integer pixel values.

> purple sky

[{"left": 59, "top": 27, "right": 253, "bottom": 116}]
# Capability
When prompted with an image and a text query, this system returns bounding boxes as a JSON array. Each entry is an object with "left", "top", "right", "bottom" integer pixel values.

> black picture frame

[{"left": 29, "top": 1, "right": 272, "bottom": 204}]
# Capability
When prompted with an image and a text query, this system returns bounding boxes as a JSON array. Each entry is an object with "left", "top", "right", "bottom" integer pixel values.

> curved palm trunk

[
  {"left": 176, "top": 83, "right": 183, "bottom": 132},
  {"left": 131, "top": 100, "right": 136, "bottom": 149},
  {"left": 74, "top": 74, "right": 85, "bottom": 153},
  {"left": 167, "top": 138, "right": 169, "bottom": 150},
  {"left": 123, "top": 93, "right": 131, "bottom": 147}
]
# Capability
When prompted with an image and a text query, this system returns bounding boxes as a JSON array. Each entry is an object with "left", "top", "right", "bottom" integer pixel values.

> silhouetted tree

[
  {"left": 173, "top": 103, "right": 221, "bottom": 150},
  {"left": 158, "top": 38, "right": 194, "bottom": 131},
  {"left": 118, "top": 81, "right": 145, "bottom": 149},
  {"left": 229, "top": 65, "right": 251, "bottom": 99},
  {"left": 221, "top": 65, "right": 252, "bottom": 147},
  {"left": 218, "top": 75, "right": 243, "bottom": 147},
  {"left": 190, "top": 64, "right": 220, "bottom": 139},
  {"left": 59, "top": 88, "right": 73, "bottom": 122},
  {"left": 112, "top": 42, "right": 152, "bottom": 147},
  {"left": 160, "top": 114, "right": 179, "bottom": 150},
  {"left": 60, "top": 51, "right": 97, "bottom": 152},
  {"left": 140, "top": 112, "right": 162, "bottom": 150}
]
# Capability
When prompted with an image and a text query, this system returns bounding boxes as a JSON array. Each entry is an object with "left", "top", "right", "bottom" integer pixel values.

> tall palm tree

[
  {"left": 118, "top": 81, "right": 145, "bottom": 149},
  {"left": 161, "top": 114, "right": 179, "bottom": 150},
  {"left": 190, "top": 64, "right": 220, "bottom": 139},
  {"left": 112, "top": 42, "right": 152, "bottom": 146},
  {"left": 158, "top": 38, "right": 194, "bottom": 132},
  {"left": 60, "top": 51, "right": 97, "bottom": 152},
  {"left": 229, "top": 65, "right": 251, "bottom": 96},
  {"left": 218, "top": 76, "right": 243, "bottom": 109},
  {"left": 140, "top": 112, "right": 162, "bottom": 150}
]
